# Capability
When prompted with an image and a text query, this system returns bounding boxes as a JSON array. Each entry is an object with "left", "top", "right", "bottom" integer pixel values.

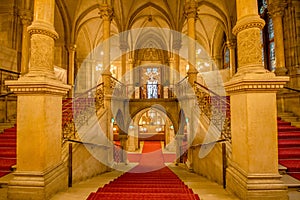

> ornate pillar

[
  {"left": 185, "top": 1, "right": 198, "bottom": 85},
  {"left": 19, "top": 9, "right": 32, "bottom": 75},
  {"left": 224, "top": 0, "right": 289, "bottom": 199},
  {"left": 269, "top": 0, "right": 287, "bottom": 76},
  {"left": 68, "top": 44, "right": 76, "bottom": 97},
  {"left": 5, "top": 0, "right": 71, "bottom": 199},
  {"left": 99, "top": 4, "right": 113, "bottom": 95},
  {"left": 226, "top": 39, "right": 237, "bottom": 77}
]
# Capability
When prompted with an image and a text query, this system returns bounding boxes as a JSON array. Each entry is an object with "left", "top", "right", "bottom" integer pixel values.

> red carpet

[
  {"left": 87, "top": 141, "right": 200, "bottom": 200},
  {"left": 278, "top": 117, "right": 300, "bottom": 180},
  {"left": 0, "top": 126, "right": 16, "bottom": 178}
]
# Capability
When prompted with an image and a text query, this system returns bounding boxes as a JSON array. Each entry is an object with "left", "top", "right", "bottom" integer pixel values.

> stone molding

[
  {"left": 5, "top": 79, "right": 71, "bottom": 96},
  {"left": 232, "top": 15, "right": 265, "bottom": 36},
  {"left": 225, "top": 74, "right": 289, "bottom": 94},
  {"left": 227, "top": 163, "right": 288, "bottom": 199},
  {"left": 27, "top": 20, "right": 59, "bottom": 40}
]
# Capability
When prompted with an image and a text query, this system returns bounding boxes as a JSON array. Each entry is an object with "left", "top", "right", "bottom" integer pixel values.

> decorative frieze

[
  {"left": 232, "top": 16, "right": 265, "bottom": 36},
  {"left": 6, "top": 80, "right": 70, "bottom": 96},
  {"left": 27, "top": 21, "right": 59, "bottom": 40},
  {"left": 225, "top": 75, "right": 289, "bottom": 94},
  {"left": 237, "top": 29, "right": 263, "bottom": 67}
]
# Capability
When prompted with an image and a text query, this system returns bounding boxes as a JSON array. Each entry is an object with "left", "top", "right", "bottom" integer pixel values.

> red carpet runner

[
  {"left": 87, "top": 141, "right": 200, "bottom": 200},
  {"left": 0, "top": 126, "right": 16, "bottom": 178},
  {"left": 278, "top": 117, "right": 300, "bottom": 180}
]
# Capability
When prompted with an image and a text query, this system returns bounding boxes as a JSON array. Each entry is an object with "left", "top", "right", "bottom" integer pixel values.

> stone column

[
  {"left": 224, "top": 0, "right": 289, "bottom": 199},
  {"left": 185, "top": 1, "right": 198, "bottom": 85},
  {"left": 173, "top": 38, "right": 181, "bottom": 83},
  {"left": 120, "top": 40, "right": 128, "bottom": 78},
  {"left": 68, "top": 44, "right": 76, "bottom": 97},
  {"left": 19, "top": 9, "right": 32, "bottom": 75},
  {"left": 226, "top": 40, "right": 237, "bottom": 77},
  {"left": 99, "top": 4, "right": 113, "bottom": 94},
  {"left": 5, "top": 0, "right": 71, "bottom": 199},
  {"left": 269, "top": 0, "right": 287, "bottom": 76}
]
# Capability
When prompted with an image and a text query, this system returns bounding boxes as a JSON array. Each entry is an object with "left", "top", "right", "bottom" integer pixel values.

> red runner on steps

[
  {"left": 87, "top": 141, "right": 200, "bottom": 200},
  {"left": 278, "top": 117, "right": 300, "bottom": 180}
]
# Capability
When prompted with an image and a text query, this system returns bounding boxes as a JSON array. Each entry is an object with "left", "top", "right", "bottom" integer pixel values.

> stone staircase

[{"left": 278, "top": 112, "right": 300, "bottom": 128}]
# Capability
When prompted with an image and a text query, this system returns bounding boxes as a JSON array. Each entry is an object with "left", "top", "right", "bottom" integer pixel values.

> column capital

[
  {"left": 18, "top": 9, "right": 33, "bottom": 26},
  {"left": 232, "top": 15, "right": 265, "bottom": 36},
  {"left": 119, "top": 40, "right": 129, "bottom": 52},
  {"left": 99, "top": 4, "right": 113, "bottom": 21},
  {"left": 68, "top": 44, "right": 77, "bottom": 52},
  {"left": 173, "top": 39, "right": 182, "bottom": 50},
  {"left": 226, "top": 39, "right": 237, "bottom": 49},
  {"left": 184, "top": 1, "right": 197, "bottom": 19},
  {"left": 268, "top": 2, "right": 287, "bottom": 18}
]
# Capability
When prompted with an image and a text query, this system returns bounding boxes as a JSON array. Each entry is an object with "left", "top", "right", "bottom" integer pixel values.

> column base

[
  {"left": 8, "top": 162, "right": 68, "bottom": 200},
  {"left": 275, "top": 67, "right": 288, "bottom": 76},
  {"left": 226, "top": 164, "right": 288, "bottom": 200}
]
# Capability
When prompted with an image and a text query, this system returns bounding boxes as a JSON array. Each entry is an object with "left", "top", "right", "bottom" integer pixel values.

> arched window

[
  {"left": 223, "top": 46, "right": 230, "bottom": 69},
  {"left": 258, "top": 0, "right": 276, "bottom": 72}
]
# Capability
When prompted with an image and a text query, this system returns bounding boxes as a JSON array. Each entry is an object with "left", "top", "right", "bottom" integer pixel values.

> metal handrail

[
  {"left": 110, "top": 75, "right": 125, "bottom": 86},
  {"left": 284, "top": 86, "right": 300, "bottom": 93},
  {"left": 0, "top": 92, "right": 14, "bottom": 98},
  {"left": 64, "top": 139, "right": 111, "bottom": 149},
  {"left": 62, "top": 82, "right": 104, "bottom": 109},
  {"left": 194, "top": 81, "right": 230, "bottom": 106},
  {"left": 176, "top": 75, "right": 188, "bottom": 85},
  {"left": 189, "top": 139, "right": 227, "bottom": 149},
  {"left": 0, "top": 68, "right": 20, "bottom": 75}
]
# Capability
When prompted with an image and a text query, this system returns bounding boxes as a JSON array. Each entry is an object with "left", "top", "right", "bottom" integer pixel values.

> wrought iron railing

[
  {"left": 193, "top": 82, "right": 231, "bottom": 142},
  {"left": 110, "top": 76, "right": 127, "bottom": 97},
  {"left": 62, "top": 83, "right": 104, "bottom": 141}
]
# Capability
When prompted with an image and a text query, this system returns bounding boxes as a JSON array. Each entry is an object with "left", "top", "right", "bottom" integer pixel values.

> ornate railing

[
  {"left": 62, "top": 83, "right": 104, "bottom": 141},
  {"left": 110, "top": 76, "right": 127, "bottom": 97},
  {"left": 193, "top": 82, "right": 231, "bottom": 142}
]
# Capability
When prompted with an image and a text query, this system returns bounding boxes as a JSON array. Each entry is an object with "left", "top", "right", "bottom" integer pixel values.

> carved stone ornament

[
  {"left": 30, "top": 34, "right": 54, "bottom": 69},
  {"left": 184, "top": 1, "right": 197, "bottom": 19},
  {"left": 18, "top": 9, "right": 33, "bottom": 25},
  {"left": 232, "top": 15, "right": 265, "bottom": 36},
  {"left": 27, "top": 20, "right": 59, "bottom": 40},
  {"left": 237, "top": 29, "right": 263, "bottom": 67},
  {"left": 99, "top": 4, "right": 113, "bottom": 21}
]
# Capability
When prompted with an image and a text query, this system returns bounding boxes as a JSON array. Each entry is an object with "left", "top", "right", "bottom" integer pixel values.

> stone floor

[{"left": 1, "top": 163, "right": 300, "bottom": 200}]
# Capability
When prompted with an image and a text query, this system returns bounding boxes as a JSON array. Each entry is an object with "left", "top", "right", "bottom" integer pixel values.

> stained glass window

[
  {"left": 258, "top": 0, "right": 276, "bottom": 72},
  {"left": 224, "top": 47, "right": 230, "bottom": 69}
]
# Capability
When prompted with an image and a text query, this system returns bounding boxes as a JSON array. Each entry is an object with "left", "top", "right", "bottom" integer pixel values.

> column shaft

[{"left": 269, "top": 1, "right": 287, "bottom": 75}]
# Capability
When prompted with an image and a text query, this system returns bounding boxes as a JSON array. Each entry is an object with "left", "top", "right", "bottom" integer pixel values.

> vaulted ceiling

[{"left": 54, "top": 0, "right": 236, "bottom": 60}]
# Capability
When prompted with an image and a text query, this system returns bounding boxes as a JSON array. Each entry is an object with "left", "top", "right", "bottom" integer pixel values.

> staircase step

[
  {"left": 87, "top": 192, "right": 200, "bottom": 200},
  {"left": 0, "top": 158, "right": 16, "bottom": 170},
  {"left": 279, "top": 148, "right": 300, "bottom": 159},
  {"left": 278, "top": 126, "right": 300, "bottom": 132},
  {"left": 0, "top": 148, "right": 16, "bottom": 158},
  {"left": 278, "top": 132, "right": 300, "bottom": 139},
  {"left": 279, "top": 160, "right": 300, "bottom": 172},
  {"left": 281, "top": 117, "right": 299, "bottom": 122},
  {"left": 278, "top": 140, "right": 300, "bottom": 148}
]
